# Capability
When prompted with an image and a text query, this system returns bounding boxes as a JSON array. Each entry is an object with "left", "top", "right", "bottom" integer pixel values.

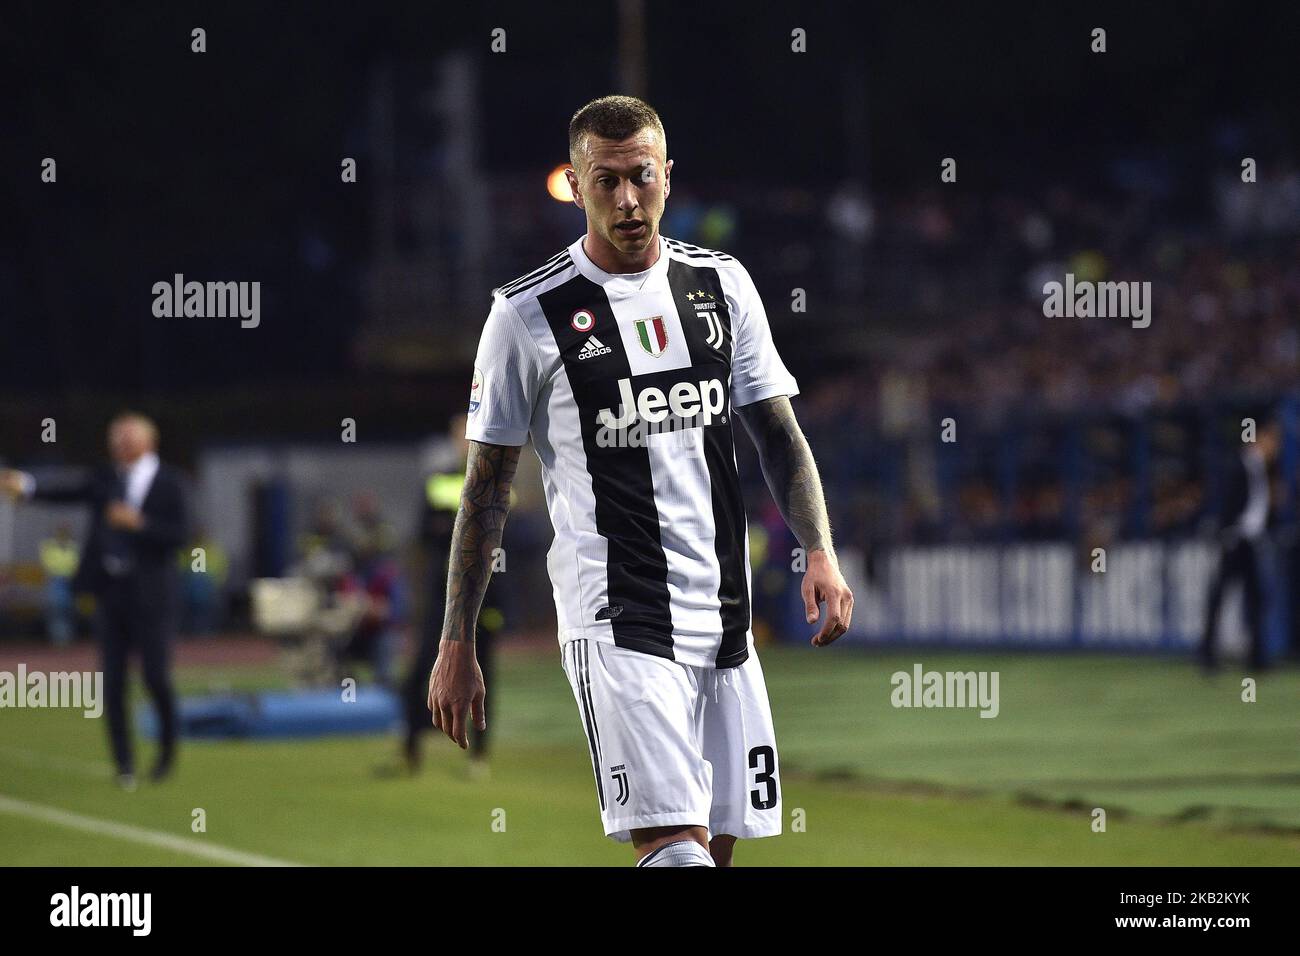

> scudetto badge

[
  {"left": 635, "top": 315, "right": 668, "bottom": 357},
  {"left": 468, "top": 366, "right": 483, "bottom": 412}
]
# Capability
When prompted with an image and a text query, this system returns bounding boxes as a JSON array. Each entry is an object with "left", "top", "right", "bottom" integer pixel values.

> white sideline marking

[{"left": 0, "top": 794, "right": 303, "bottom": 867}]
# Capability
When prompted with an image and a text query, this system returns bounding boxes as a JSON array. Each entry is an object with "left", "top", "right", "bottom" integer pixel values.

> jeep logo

[{"left": 597, "top": 376, "right": 726, "bottom": 430}]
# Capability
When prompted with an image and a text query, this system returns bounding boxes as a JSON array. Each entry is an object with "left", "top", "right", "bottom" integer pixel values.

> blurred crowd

[
  {"left": 282, "top": 493, "right": 408, "bottom": 686},
  {"left": 799, "top": 167, "right": 1300, "bottom": 428},
  {"left": 744, "top": 164, "right": 1300, "bottom": 555}
]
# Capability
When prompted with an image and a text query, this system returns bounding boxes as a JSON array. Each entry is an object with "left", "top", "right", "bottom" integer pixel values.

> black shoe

[
  {"left": 403, "top": 735, "right": 421, "bottom": 774},
  {"left": 149, "top": 754, "right": 175, "bottom": 783}
]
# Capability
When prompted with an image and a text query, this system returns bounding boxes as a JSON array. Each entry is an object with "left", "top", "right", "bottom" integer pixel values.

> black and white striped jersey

[{"left": 466, "top": 234, "right": 799, "bottom": 668}]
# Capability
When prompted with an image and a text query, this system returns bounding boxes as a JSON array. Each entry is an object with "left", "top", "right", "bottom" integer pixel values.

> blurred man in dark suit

[
  {"left": 2, "top": 412, "right": 189, "bottom": 788},
  {"left": 1200, "top": 417, "right": 1280, "bottom": 672}
]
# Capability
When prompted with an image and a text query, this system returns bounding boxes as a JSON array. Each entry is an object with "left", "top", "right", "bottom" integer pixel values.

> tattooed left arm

[{"left": 735, "top": 395, "right": 854, "bottom": 645}]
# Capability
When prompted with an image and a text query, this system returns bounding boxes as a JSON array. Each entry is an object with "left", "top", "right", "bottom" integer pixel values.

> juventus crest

[{"left": 609, "top": 764, "right": 630, "bottom": 806}]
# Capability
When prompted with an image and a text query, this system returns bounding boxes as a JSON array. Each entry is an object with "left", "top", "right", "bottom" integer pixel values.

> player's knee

[
  {"left": 633, "top": 826, "right": 711, "bottom": 867},
  {"left": 636, "top": 839, "right": 716, "bottom": 867}
]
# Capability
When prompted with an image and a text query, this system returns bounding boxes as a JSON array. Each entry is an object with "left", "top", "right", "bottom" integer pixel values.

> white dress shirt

[
  {"left": 1237, "top": 446, "right": 1269, "bottom": 541},
  {"left": 121, "top": 452, "right": 160, "bottom": 510}
]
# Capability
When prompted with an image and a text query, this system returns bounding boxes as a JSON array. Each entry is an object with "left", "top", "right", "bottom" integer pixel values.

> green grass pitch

[{"left": 2, "top": 643, "right": 1297, "bottom": 865}]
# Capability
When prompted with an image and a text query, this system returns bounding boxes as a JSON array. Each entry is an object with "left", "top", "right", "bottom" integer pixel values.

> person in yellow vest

[
  {"left": 399, "top": 414, "right": 506, "bottom": 777},
  {"left": 40, "top": 523, "right": 80, "bottom": 646},
  {"left": 179, "top": 526, "right": 229, "bottom": 635}
]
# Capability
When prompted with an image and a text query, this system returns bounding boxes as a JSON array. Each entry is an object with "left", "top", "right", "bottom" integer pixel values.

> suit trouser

[
  {"left": 1201, "top": 538, "right": 1267, "bottom": 669},
  {"left": 95, "top": 573, "right": 179, "bottom": 773}
]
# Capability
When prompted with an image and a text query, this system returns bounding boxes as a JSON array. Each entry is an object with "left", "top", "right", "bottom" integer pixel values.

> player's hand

[
  {"left": 0, "top": 469, "right": 28, "bottom": 499},
  {"left": 105, "top": 500, "right": 144, "bottom": 530},
  {"left": 802, "top": 548, "right": 853, "bottom": 647},
  {"left": 427, "top": 639, "right": 486, "bottom": 749}
]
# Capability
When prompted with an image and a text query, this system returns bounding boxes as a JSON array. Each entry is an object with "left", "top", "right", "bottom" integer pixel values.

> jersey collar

[{"left": 570, "top": 233, "right": 669, "bottom": 293}]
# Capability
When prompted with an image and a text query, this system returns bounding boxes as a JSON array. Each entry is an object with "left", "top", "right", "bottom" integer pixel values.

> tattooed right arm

[{"left": 440, "top": 440, "right": 522, "bottom": 644}]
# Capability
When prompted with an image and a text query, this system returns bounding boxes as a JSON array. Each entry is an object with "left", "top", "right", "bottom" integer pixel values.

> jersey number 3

[{"left": 748, "top": 745, "right": 778, "bottom": 810}]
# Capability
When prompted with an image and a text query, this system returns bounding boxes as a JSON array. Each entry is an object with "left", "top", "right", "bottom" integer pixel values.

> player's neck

[{"left": 582, "top": 231, "right": 660, "bottom": 275}]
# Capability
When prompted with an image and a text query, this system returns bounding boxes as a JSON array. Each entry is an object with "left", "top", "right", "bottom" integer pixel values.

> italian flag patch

[{"left": 635, "top": 315, "right": 668, "bottom": 357}]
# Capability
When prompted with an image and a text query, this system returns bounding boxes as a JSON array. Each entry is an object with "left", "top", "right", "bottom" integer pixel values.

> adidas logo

[{"left": 578, "top": 335, "right": 612, "bottom": 360}]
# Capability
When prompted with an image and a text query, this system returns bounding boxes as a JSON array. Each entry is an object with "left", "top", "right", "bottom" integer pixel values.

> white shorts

[{"left": 561, "top": 638, "right": 783, "bottom": 843}]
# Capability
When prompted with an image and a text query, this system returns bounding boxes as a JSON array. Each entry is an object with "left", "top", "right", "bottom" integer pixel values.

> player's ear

[
  {"left": 565, "top": 165, "right": 584, "bottom": 210},
  {"left": 663, "top": 158, "right": 672, "bottom": 200}
]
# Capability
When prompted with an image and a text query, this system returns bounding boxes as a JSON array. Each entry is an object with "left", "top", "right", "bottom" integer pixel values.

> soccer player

[{"left": 428, "top": 95, "right": 853, "bottom": 866}]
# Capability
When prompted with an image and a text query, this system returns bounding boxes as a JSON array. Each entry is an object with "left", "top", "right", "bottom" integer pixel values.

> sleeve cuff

[
  {"left": 465, "top": 424, "right": 529, "bottom": 446},
  {"left": 732, "top": 378, "right": 800, "bottom": 409},
  {"left": 18, "top": 472, "right": 35, "bottom": 498}
]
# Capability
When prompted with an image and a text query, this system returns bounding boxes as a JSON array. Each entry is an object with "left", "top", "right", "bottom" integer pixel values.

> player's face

[{"left": 567, "top": 129, "right": 672, "bottom": 264}]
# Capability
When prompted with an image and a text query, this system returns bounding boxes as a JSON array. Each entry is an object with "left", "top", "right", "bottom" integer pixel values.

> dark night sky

[{"left": 1, "top": 0, "right": 1297, "bottom": 396}]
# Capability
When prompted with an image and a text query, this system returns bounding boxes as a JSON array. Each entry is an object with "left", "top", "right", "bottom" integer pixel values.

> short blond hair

[
  {"left": 568, "top": 95, "right": 667, "bottom": 170},
  {"left": 110, "top": 411, "right": 159, "bottom": 448}
]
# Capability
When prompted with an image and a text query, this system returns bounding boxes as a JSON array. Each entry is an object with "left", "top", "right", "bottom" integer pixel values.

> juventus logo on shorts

[{"left": 609, "top": 764, "right": 630, "bottom": 806}]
